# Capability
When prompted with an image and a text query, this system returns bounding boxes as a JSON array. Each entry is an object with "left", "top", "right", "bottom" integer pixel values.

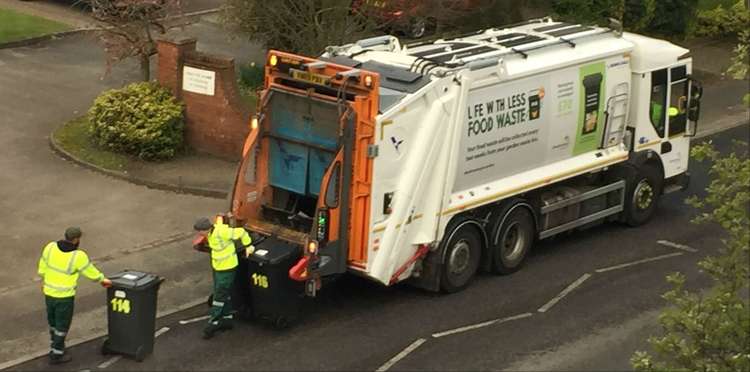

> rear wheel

[
  {"left": 440, "top": 223, "right": 482, "bottom": 293},
  {"left": 491, "top": 205, "right": 534, "bottom": 274}
]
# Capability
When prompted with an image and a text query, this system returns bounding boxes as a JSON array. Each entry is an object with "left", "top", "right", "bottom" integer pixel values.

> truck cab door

[{"left": 662, "top": 65, "right": 691, "bottom": 178}]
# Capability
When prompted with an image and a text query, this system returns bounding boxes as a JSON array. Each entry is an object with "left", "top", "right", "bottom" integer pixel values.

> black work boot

[
  {"left": 202, "top": 322, "right": 221, "bottom": 340},
  {"left": 49, "top": 353, "right": 72, "bottom": 365}
]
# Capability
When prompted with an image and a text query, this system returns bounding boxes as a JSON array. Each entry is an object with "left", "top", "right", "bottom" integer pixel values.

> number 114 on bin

[{"left": 111, "top": 298, "right": 131, "bottom": 314}]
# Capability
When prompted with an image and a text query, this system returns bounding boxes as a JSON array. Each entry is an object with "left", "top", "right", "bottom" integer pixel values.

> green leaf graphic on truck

[{"left": 574, "top": 62, "right": 606, "bottom": 155}]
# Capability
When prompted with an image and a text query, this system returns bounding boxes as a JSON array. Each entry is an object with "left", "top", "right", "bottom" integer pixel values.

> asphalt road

[{"left": 11, "top": 124, "right": 749, "bottom": 371}]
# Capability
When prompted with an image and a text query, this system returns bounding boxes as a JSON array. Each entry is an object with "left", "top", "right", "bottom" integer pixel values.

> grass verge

[
  {"left": 54, "top": 116, "right": 130, "bottom": 172},
  {"left": 0, "top": 8, "right": 71, "bottom": 44}
]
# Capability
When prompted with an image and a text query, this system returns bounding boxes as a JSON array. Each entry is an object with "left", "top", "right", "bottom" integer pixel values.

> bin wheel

[
  {"left": 273, "top": 316, "right": 289, "bottom": 329},
  {"left": 207, "top": 294, "right": 213, "bottom": 308},
  {"left": 135, "top": 346, "right": 145, "bottom": 362},
  {"left": 101, "top": 339, "right": 111, "bottom": 356}
]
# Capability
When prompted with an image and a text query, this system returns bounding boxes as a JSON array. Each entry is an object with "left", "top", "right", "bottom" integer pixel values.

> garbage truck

[{"left": 229, "top": 18, "right": 703, "bottom": 296}]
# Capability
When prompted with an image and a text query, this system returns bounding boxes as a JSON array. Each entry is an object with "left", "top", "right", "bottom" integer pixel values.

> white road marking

[
  {"left": 179, "top": 315, "right": 210, "bottom": 325},
  {"left": 97, "top": 356, "right": 121, "bottom": 369},
  {"left": 375, "top": 338, "right": 427, "bottom": 372},
  {"left": 432, "top": 313, "right": 533, "bottom": 338},
  {"left": 657, "top": 240, "right": 698, "bottom": 253},
  {"left": 538, "top": 273, "right": 592, "bottom": 313},
  {"left": 595, "top": 252, "right": 684, "bottom": 273},
  {"left": 154, "top": 326, "right": 170, "bottom": 338}
]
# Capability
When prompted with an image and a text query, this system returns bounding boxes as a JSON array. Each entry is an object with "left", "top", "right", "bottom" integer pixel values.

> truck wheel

[
  {"left": 625, "top": 165, "right": 662, "bottom": 226},
  {"left": 491, "top": 206, "right": 534, "bottom": 274},
  {"left": 440, "top": 223, "right": 482, "bottom": 293}
]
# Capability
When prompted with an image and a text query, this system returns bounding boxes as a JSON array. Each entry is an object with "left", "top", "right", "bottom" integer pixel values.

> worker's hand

[
  {"left": 100, "top": 278, "right": 112, "bottom": 288},
  {"left": 245, "top": 245, "right": 255, "bottom": 258}
]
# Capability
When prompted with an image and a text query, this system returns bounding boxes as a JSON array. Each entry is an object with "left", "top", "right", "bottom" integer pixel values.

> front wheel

[
  {"left": 440, "top": 223, "right": 482, "bottom": 293},
  {"left": 624, "top": 165, "right": 662, "bottom": 226}
]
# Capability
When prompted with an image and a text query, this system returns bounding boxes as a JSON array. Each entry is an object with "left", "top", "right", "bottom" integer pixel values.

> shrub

[
  {"left": 239, "top": 62, "right": 264, "bottom": 91},
  {"left": 692, "top": 0, "right": 750, "bottom": 38},
  {"left": 88, "top": 82, "right": 184, "bottom": 160},
  {"left": 552, "top": 0, "right": 699, "bottom": 38}
]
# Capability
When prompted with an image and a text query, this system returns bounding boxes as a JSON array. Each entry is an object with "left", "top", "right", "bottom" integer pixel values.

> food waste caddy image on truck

[{"left": 229, "top": 18, "right": 703, "bottom": 301}]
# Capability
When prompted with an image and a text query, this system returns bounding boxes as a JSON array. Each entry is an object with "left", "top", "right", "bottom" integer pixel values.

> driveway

[{"left": 0, "top": 14, "right": 263, "bottom": 365}]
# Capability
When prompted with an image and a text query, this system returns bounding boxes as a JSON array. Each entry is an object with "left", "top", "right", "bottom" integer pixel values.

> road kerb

[{"left": 49, "top": 130, "right": 228, "bottom": 199}]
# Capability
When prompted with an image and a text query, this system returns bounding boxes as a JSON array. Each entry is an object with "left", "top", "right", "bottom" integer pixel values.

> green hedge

[{"left": 88, "top": 82, "right": 185, "bottom": 160}]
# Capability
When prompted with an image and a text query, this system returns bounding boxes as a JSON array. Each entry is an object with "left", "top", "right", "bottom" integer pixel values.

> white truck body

[{"left": 321, "top": 19, "right": 697, "bottom": 286}]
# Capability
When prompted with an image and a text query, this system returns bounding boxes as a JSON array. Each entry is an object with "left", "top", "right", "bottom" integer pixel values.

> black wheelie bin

[
  {"left": 247, "top": 238, "right": 304, "bottom": 328},
  {"left": 101, "top": 270, "right": 162, "bottom": 362}
]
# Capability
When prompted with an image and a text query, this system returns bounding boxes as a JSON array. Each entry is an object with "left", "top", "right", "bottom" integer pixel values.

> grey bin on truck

[
  {"left": 101, "top": 270, "right": 162, "bottom": 362},
  {"left": 248, "top": 238, "right": 304, "bottom": 328}
]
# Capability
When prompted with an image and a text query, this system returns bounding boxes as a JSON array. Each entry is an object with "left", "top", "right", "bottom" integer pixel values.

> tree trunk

[{"left": 140, "top": 54, "right": 150, "bottom": 81}]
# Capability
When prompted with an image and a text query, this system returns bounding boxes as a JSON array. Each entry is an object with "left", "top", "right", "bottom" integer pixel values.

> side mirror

[
  {"left": 686, "top": 77, "right": 703, "bottom": 136},
  {"left": 688, "top": 80, "right": 702, "bottom": 122}
]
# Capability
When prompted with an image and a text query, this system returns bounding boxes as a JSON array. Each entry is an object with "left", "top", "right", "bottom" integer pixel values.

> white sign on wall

[{"left": 183, "top": 66, "right": 215, "bottom": 96}]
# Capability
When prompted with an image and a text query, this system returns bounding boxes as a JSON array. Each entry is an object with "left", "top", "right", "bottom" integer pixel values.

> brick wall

[{"left": 157, "top": 38, "right": 250, "bottom": 160}]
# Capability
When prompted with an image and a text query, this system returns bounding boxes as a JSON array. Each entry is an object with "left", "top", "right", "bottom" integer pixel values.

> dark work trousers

[
  {"left": 208, "top": 269, "right": 236, "bottom": 329},
  {"left": 45, "top": 296, "right": 75, "bottom": 357}
]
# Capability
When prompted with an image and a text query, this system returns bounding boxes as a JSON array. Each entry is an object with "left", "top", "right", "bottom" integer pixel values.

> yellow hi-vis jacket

[
  {"left": 207, "top": 222, "right": 252, "bottom": 271},
  {"left": 37, "top": 242, "right": 104, "bottom": 298}
]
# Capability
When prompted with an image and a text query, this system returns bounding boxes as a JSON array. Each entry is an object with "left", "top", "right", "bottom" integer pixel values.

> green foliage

[
  {"left": 552, "top": 0, "right": 699, "bottom": 37},
  {"left": 632, "top": 141, "right": 750, "bottom": 372},
  {"left": 551, "top": 0, "right": 624, "bottom": 25},
  {"left": 647, "top": 0, "right": 699, "bottom": 38},
  {"left": 0, "top": 8, "right": 71, "bottom": 44},
  {"left": 221, "top": 0, "right": 375, "bottom": 56},
  {"left": 693, "top": 0, "right": 750, "bottom": 38},
  {"left": 239, "top": 62, "right": 264, "bottom": 91},
  {"left": 623, "top": 0, "right": 657, "bottom": 32},
  {"left": 88, "top": 82, "right": 185, "bottom": 161},
  {"left": 693, "top": 1, "right": 749, "bottom": 104},
  {"left": 54, "top": 116, "right": 129, "bottom": 171}
]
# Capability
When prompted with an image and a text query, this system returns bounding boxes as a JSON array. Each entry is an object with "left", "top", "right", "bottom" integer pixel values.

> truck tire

[
  {"left": 491, "top": 205, "right": 534, "bottom": 274},
  {"left": 440, "top": 223, "right": 482, "bottom": 293},
  {"left": 624, "top": 164, "right": 662, "bottom": 226}
]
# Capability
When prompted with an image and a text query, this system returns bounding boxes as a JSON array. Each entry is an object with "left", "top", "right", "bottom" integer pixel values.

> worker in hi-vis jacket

[
  {"left": 38, "top": 227, "right": 112, "bottom": 365},
  {"left": 193, "top": 215, "right": 254, "bottom": 339}
]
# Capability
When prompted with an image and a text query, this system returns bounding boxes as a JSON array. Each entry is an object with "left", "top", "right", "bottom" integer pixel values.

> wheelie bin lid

[
  {"left": 109, "top": 270, "right": 161, "bottom": 290},
  {"left": 249, "top": 238, "right": 300, "bottom": 265}
]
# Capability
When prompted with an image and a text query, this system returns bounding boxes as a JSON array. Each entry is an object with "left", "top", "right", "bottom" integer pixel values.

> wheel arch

[
  {"left": 439, "top": 215, "right": 487, "bottom": 265},
  {"left": 629, "top": 150, "right": 665, "bottom": 182}
]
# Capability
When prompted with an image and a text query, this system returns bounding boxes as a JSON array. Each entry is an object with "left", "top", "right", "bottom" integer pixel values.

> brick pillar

[
  {"left": 157, "top": 37, "right": 197, "bottom": 98},
  {"left": 156, "top": 37, "right": 251, "bottom": 160}
]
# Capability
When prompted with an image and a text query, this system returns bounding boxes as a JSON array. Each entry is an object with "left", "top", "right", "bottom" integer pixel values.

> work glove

[
  {"left": 100, "top": 278, "right": 112, "bottom": 288},
  {"left": 245, "top": 245, "right": 255, "bottom": 258}
]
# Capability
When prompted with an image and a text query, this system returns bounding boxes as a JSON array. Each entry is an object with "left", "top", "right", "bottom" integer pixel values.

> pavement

[
  {"left": 0, "top": 3, "right": 747, "bottom": 370},
  {"left": 0, "top": 9, "right": 263, "bottom": 369}
]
